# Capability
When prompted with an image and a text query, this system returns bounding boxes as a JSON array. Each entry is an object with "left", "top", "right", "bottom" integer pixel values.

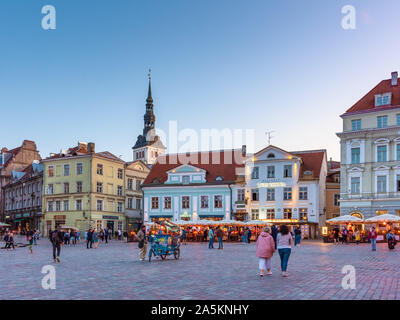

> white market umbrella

[
  {"left": 246, "top": 220, "right": 271, "bottom": 226},
  {"left": 365, "top": 214, "right": 400, "bottom": 223},
  {"left": 326, "top": 215, "right": 363, "bottom": 224},
  {"left": 0, "top": 222, "right": 10, "bottom": 227}
]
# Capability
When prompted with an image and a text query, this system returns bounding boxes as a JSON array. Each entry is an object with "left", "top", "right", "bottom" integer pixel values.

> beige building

[
  {"left": 326, "top": 159, "right": 340, "bottom": 220},
  {"left": 125, "top": 160, "right": 150, "bottom": 232},
  {"left": 42, "top": 142, "right": 126, "bottom": 235},
  {"left": 337, "top": 71, "right": 400, "bottom": 219}
]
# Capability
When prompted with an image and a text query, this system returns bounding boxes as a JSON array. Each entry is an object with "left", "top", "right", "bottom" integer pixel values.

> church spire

[
  {"left": 147, "top": 69, "right": 153, "bottom": 103},
  {"left": 143, "top": 69, "right": 155, "bottom": 137}
]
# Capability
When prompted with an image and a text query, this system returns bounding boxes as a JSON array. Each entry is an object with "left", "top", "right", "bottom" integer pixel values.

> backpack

[{"left": 51, "top": 231, "right": 58, "bottom": 242}]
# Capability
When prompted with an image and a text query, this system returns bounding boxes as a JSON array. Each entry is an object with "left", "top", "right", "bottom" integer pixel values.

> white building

[{"left": 244, "top": 145, "right": 327, "bottom": 238}]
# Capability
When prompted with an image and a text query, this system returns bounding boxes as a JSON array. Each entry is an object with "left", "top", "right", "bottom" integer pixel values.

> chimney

[
  {"left": 391, "top": 71, "right": 398, "bottom": 86},
  {"left": 88, "top": 142, "right": 95, "bottom": 154},
  {"left": 241, "top": 145, "right": 247, "bottom": 157}
]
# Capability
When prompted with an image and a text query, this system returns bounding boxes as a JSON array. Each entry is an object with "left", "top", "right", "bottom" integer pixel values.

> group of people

[
  {"left": 2, "top": 230, "right": 16, "bottom": 250},
  {"left": 256, "top": 225, "right": 295, "bottom": 277},
  {"left": 330, "top": 226, "right": 363, "bottom": 244},
  {"left": 207, "top": 227, "right": 225, "bottom": 249}
]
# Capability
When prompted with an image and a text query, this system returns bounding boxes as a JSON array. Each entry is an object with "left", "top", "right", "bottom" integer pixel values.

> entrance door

[{"left": 107, "top": 221, "right": 115, "bottom": 233}]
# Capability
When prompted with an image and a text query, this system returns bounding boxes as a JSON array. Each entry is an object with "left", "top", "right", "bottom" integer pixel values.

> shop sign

[
  {"left": 103, "top": 215, "right": 119, "bottom": 220},
  {"left": 91, "top": 214, "right": 102, "bottom": 220},
  {"left": 15, "top": 214, "right": 22, "bottom": 218},
  {"left": 257, "top": 181, "right": 287, "bottom": 188},
  {"left": 23, "top": 213, "right": 31, "bottom": 217},
  {"left": 54, "top": 215, "right": 66, "bottom": 220},
  {"left": 180, "top": 212, "right": 191, "bottom": 218}
]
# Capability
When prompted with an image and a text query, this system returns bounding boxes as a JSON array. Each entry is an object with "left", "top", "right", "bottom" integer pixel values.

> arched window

[{"left": 267, "top": 153, "right": 275, "bottom": 158}]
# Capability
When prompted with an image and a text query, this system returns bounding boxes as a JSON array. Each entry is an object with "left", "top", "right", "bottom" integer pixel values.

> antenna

[{"left": 265, "top": 131, "right": 275, "bottom": 145}]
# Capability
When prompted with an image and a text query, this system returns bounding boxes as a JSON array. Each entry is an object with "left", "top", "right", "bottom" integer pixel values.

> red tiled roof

[
  {"left": 290, "top": 150, "right": 326, "bottom": 179},
  {"left": 144, "top": 150, "right": 245, "bottom": 185},
  {"left": 343, "top": 77, "right": 400, "bottom": 115}
]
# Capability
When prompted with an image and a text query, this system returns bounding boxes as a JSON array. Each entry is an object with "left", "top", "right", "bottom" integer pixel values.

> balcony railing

[{"left": 341, "top": 192, "right": 400, "bottom": 200}]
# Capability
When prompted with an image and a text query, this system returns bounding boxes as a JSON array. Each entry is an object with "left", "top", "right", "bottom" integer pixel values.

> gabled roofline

[{"left": 166, "top": 164, "right": 207, "bottom": 174}]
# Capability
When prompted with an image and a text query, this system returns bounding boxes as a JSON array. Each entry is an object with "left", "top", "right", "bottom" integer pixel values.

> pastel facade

[
  {"left": 337, "top": 72, "right": 400, "bottom": 218},
  {"left": 142, "top": 150, "right": 245, "bottom": 222},
  {"left": 42, "top": 142, "right": 126, "bottom": 235},
  {"left": 245, "top": 146, "right": 327, "bottom": 238}
]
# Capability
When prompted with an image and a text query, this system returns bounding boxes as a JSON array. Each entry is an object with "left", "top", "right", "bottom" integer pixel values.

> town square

[{"left": 1, "top": 0, "right": 400, "bottom": 305}]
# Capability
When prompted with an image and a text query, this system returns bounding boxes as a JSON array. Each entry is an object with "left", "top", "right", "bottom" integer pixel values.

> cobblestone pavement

[{"left": 1, "top": 237, "right": 400, "bottom": 300}]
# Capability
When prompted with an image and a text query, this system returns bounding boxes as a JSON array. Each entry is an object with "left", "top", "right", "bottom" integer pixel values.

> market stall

[
  {"left": 326, "top": 215, "right": 364, "bottom": 243},
  {"left": 364, "top": 214, "right": 400, "bottom": 242}
]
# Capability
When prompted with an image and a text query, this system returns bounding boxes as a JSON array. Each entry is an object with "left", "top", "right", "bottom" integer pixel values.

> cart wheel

[
  {"left": 161, "top": 254, "right": 167, "bottom": 260},
  {"left": 148, "top": 249, "right": 153, "bottom": 263},
  {"left": 174, "top": 248, "right": 180, "bottom": 260}
]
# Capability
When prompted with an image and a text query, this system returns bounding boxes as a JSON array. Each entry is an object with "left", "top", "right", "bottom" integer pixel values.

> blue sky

[{"left": 1, "top": 0, "right": 400, "bottom": 161}]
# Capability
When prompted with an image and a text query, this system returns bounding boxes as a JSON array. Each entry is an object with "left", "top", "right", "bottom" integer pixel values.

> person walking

[
  {"left": 70, "top": 229, "right": 76, "bottom": 246},
  {"left": 4, "top": 231, "right": 15, "bottom": 250},
  {"left": 333, "top": 227, "right": 340, "bottom": 244},
  {"left": 256, "top": 226, "right": 275, "bottom": 276},
  {"left": 386, "top": 229, "right": 397, "bottom": 250},
  {"left": 49, "top": 226, "right": 63, "bottom": 263},
  {"left": 203, "top": 228, "right": 208, "bottom": 242},
  {"left": 208, "top": 228, "right": 215, "bottom": 249},
  {"left": 247, "top": 228, "right": 252, "bottom": 244},
  {"left": 93, "top": 229, "right": 99, "bottom": 249},
  {"left": 277, "top": 225, "right": 292, "bottom": 277},
  {"left": 355, "top": 228, "right": 361, "bottom": 245},
  {"left": 86, "top": 228, "right": 93, "bottom": 249},
  {"left": 181, "top": 228, "right": 187, "bottom": 245},
  {"left": 271, "top": 225, "right": 278, "bottom": 249},
  {"left": 28, "top": 234, "right": 34, "bottom": 254},
  {"left": 136, "top": 225, "right": 148, "bottom": 261},
  {"left": 368, "top": 227, "right": 377, "bottom": 251},
  {"left": 342, "top": 227, "right": 348, "bottom": 244},
  {"left": 294, "top": 227, "right": 302, "bottom": 247},
  {"left": 33, "top": 229, "right": 38, "bottom": 245},
  {"left": 216, "top": 226, "right": 224, "bottom": 250},
  {"left": 64, "top": 230, "right": 70, "bottom": 246},
  {"left": 123, "top": 230, "right": 128, "bottom": 242}
]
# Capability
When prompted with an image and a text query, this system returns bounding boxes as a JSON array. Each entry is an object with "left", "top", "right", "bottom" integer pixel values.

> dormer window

[
  {"left": 267, "top": 153, "right": 275, "bottom": 158},
  {"left": 182, "top": 176, "right": 190, "bottom": 184},
  {"left": 375, "top": 93, "right": 392, "bottom": 107}
]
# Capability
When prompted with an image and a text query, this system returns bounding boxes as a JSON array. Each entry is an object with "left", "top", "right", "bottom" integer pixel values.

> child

[{"left": 29, "top": 235, "right": 34, "bottom": 254}]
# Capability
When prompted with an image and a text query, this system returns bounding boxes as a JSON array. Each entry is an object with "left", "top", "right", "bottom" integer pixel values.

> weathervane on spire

[{"left": 265, "top": 130, "right": 275, "bottom": 145}]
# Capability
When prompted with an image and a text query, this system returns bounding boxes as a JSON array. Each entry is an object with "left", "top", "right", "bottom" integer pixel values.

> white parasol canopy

[
  {"left": 246, "top": 220, "right": 271, "bottom": 226},
  {"left": 0, "top": 222, "right": 11, "bottom": 227},
  {"left": 365, "top": 214, "right": 400, "bottom": 223},
  {"left": 326, "top": 215, "right": 363, "bottom": 224}
]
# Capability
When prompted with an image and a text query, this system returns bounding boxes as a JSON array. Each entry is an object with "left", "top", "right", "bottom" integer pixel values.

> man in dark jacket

[
  {"left": 216, "top": 227, "right": 224, "bottom": 249},
  {"left": 86, "top": 228, "right": 93, "bottom": 249},
  {"left": 49, "top": 226, "right": 63, "bottom": 263},
  {"left": 271, "top": 225, "right": 278, "bottom": 249}
]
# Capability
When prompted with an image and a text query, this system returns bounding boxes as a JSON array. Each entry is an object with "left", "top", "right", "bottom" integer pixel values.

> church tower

[{"left": 132, "top": 72, "right": 166, "bottom": 165}]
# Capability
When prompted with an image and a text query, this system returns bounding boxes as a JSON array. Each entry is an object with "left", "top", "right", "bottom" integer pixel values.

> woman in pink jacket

[{"left": 256, "top": 226, "right": 276, "bottom": 277}]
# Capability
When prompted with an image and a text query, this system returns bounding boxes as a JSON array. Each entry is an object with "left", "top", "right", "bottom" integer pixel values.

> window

[
  {"left": 375, "top": 94, "right": 391, "bottom": 107},
  {"left": 127, "top": 198, "right": 133, "bottom": 209},
  {"left": 377, "top": 145, "right": 387, "bottom": 162},
  {"left": 267, "top": 188, "right": 275, "bottom": 201},
  {"left": 377, "top": 175, "right": 387, "bottom": 193},
  {"left": 151, "top": 197, "right": 159, "bottom": 209},
  {"left": 182, "top": 196, "right": 190, "bottom": 209},
  {"left": 351, "top": 148, "right": 360, "bottom": 164},
  {"left": 334, "top": 194, "right": 340, "bottom": 206},
  {"left": 64, "top": 164, "right": 70, "bottom": 176},
  {"left": 76, "top": 163, "right": 83, "bottom": 175},
  {"left": 48, "top": 201, "right": 54, "bottom": 212},
  {"left": 397, "top": 175, "right": 400, "bottom": 192},
  {"left": 127, "top": 179, "right": 133, "bottom": 190},
  {"left": 251, "top": 189, "right": 259, "bottom": 201},
  {"left": 63, "top": 200, "right": 69, "bottom": 211},
  {"left": 251, "top": 209, "right": 259, "bottom": 220},
  {"left": 200, "top": 196, "right": 209, "bottom": 209},
  {"left": 251, "top": 167, "right": 259, "bottom": 179},
  {"left": 164, "top": 197, "right": 171, "bottom": 209},
  {"left": 267, "top": 166, "right": 275, "bottom": 178},
  {"left": 47, "top": 184, "right": 54, "bottom": 194},
  {"left": 283, "top": 208, "right": 292, "bottom": 219},
  {"left": 283, "top": 187, "right": 292, "bottom": 200},
  {"left": 48, "top": 166, "right": 54, "bottom": 177},
  {"left": 237, "top": 189, "right": 245, "bottom": 202},
  {"left": 97, "top": 164, "right": 103, "bottom": 175},
  {"left": 351, "top": 119, "right": 361, "bottom": 131},
  {"left": 283, "top": 165, "right": 292, "bottom": 178},
  {"left": 351, "top": 177, "right": 360, "bottom": 194},
  {"left": 117, "top": 202, "right": 123, "bottom": 213},
  {"left": 376, "top": 210, "right": 388, "bottom": 216},
  {"left": 55, "top": 201, "right": 61, "bottom": 211},
  {"left": 267, "top": 153, "right": 275, "bottom": 158},
  {"left": 76, "top": 181, "right": 83, "bottom": 193},
  {"left": 182, "top": 176, "right": 190, "bottom": 184},
  {"left": 397, "top": 144, "right": 400, "bottom": 161},
  {"left": 299, "top": 187, "right": 308, "bottom": 200},
  {"left": 97, "top": 182, "right": 103, "bottom": 193},
  {"left": 136, "top": 180, "right": 141, "bottom": 190},
  {"left": 117, "top": 186, "right": 123, "bottom": 196},
  {"left": 214, "top": 195, "right": 223, "bottom": 209},
  {"left": 64, "top": 183, "right": 69, "bottom": 194},
  {"left": 96, "top": 200, "right": 103, "bottom": 211},
  {"left": 117, "top": 169, "right": 123, "bottom": 179},
  {"left": 136, "top": 198, "right": 141, "bottom": 209},
  {"left": 266, "top": 209, "right": 275, "bottom": 219},
  {"left": 299, "top": 208, "right": 308, "bottom": 221},
  {"left": 377, "top": 115, "right": 388, "bottom": 128},
  {"left": 397, "top": 114, "right": 400, "bottom": 126}
]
